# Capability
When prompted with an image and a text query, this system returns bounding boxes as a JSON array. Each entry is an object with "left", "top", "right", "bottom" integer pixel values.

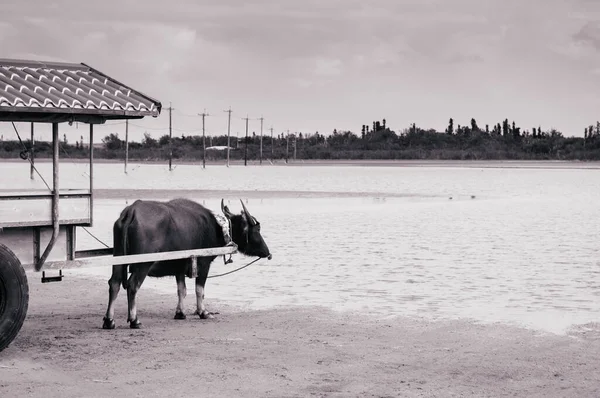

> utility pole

[
  {"left": 293, "top": 133, "right": 297, "bottom": 161},
  {"left": 270, "top": 127, "right": 274, "bottom": 160},
  {"left": 224, "top": 107, "right": 232, "bottom": 167},
  {"left": 124, "top": 119, "right": 129, "bottom": 174},
  {"left": 286, "top": 129, "right": 290, "bottom": 163},
  {"left": 167, "top": 103, "right": 174, "bottom": 171},
  {"left": 258, "top": 116, "right": 264, "bottom": 165},
  {"left": 30, "top": 122, "right": 34, "bottom": 180},
  {"left": 242, "top": 115, "right": 250, "bottom": 166},
  {"left": 198, "top": 110, "right": 209, "bottom": 169}
]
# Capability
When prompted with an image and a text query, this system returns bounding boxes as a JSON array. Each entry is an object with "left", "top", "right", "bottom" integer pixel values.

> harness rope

[
  {"left": 203, "top": 211, "right": 266, "bottom": 277},
  {"left": 207, "top": 257, "right": 262, "bottom": 278}
]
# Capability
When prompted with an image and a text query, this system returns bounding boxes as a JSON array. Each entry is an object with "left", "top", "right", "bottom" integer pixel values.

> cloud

[
  {"left": 573, "top": 21, "right": 600, "bottom": 51},
  {"left": 2, "top": 0, "right": 600, "bottom": 138},
  {"left": 313, "top": 58, "right": 342, "bottom": 77}
]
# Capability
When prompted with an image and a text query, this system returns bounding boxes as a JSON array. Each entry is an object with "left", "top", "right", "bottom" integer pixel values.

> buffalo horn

[
  {"left": 221, "top": 199, "right": 233, "bottom": 218},
  {"left": 239, "top": 199, "right": 256, "bottom": 225}
]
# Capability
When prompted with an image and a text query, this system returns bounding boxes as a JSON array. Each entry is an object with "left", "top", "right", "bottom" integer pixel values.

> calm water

[{"left": 2, "top": 160, "right": 600, "bottom": 335}]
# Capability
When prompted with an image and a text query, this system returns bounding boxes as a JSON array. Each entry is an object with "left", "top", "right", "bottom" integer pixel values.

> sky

[{"left": 1, "top": 0, "right": 599, "bottom": 143}]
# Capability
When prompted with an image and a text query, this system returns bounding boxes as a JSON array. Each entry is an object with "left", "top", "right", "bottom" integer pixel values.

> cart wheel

[{"left": 0, "top": 243, "right": 29, "bottom": 353}]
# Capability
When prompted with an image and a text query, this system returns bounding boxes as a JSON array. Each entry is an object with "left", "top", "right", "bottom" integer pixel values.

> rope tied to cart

[{"left": 11, "top": 122, "right": 51, "bottom": 190}]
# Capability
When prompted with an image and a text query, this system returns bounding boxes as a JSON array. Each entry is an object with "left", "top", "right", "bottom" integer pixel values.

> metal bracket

[{"left": 41, "top": 269, "right": 63, "bottom": 283}]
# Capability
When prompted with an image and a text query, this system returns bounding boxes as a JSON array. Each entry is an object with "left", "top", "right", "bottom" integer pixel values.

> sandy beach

[{"left": 0, "top": 269, "right": 599, "bottom": 398}]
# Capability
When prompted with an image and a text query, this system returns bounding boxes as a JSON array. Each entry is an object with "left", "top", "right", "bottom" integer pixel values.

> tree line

[{"left": 2, "top": 117, "right": 600, "bottom": 161}]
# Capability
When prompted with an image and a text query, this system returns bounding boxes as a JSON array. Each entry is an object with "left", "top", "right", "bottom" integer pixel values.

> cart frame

[{"left": 0, "top": 59, "right": 237, "bottom": 353}]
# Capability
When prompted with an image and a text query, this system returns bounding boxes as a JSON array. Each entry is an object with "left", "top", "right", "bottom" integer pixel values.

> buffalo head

[{"left": 221, "top": 199, "right": 272, "bottom": 260}]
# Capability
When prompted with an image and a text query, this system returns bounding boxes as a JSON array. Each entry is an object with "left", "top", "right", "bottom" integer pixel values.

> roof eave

[
  {"left": 0, "top": 107, "right": 157, "bottom": 124},
  {"left": 81, "top": 63, "right": 163, "bottom": 114}
]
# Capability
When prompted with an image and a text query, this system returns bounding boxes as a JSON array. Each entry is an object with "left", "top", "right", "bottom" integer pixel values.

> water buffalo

[{"left": 102, "top": 198, "right": 271, "bottom": 329}]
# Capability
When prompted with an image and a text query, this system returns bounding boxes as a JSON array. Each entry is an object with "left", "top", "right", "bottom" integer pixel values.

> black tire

[{"left": 0, "top": 243, "right": 29, "bottom": 353}]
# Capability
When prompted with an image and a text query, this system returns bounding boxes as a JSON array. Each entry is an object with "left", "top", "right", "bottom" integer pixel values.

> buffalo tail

[{"left": 117, "top": 209, "right": 135, "bottom": 290}]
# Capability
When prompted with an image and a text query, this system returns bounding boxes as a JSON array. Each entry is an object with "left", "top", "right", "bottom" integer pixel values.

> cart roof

[{"left": 0, "top": 58, "right": 162, "bottom": 124}]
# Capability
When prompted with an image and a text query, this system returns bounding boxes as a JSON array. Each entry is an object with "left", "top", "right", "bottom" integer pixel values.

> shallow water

[{"left": 2, "top": 160, "right": 600, "bottom": 335}]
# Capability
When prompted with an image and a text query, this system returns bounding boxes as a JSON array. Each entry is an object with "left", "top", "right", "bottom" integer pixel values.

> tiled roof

[{"left": 0, "top": 58, "right": 161, "bottom": 122}]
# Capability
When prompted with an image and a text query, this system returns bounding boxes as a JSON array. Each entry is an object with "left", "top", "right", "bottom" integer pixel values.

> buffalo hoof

[
  {"left": 195, "top": 310, "right": 219, "bottom": 319},
  {"left": 200, "top": 312, "right": 214, "bottom": 319},
  {"left": 102, "top": 317, "right": 115, "bottom": 330},
  {"left": 129, "top": 319, "right": 142, "bottom": 329},
  {"left": 174, "top": 311, "right": 186, "bottom": 320}
]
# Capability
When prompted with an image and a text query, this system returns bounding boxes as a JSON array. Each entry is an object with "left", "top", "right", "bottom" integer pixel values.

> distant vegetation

[{"left": 2, "top": 118, "right": 600, "bottom": 162}]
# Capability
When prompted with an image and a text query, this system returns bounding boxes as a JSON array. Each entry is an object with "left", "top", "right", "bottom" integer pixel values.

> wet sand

[{"left": 1, "top": 270, "right": 599, "bottom": 398}]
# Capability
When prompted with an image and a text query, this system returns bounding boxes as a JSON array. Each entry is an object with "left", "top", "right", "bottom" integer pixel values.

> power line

[
  {"left": 127, "top": 123, "right": 167, "bottom": 131},
  {"left": 94, "top": 121, "right": 127, "bottom": 126},
  {"left": 174, "top": 109, "right": 200, "bottom": 118}
]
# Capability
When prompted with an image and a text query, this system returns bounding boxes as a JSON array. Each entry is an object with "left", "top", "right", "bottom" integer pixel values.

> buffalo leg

[
  {"left": 103, "top": 265, "right": 124, "bottom": 329},
  {"left": 174, "top": 273, "right": 187, "bottom": 320},
  {"left": 127, "top": 264, "right": 150, "bottom": 329},
  {"left": 194, "top": 260, "right": 217, "bottom": 319}
]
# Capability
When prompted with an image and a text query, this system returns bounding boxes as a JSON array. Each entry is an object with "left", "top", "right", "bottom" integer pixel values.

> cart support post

[
  {"left": 35, "top": 122, "right": 60, "bottom": 271},
  {"left": 30, "top": 122, "right": 34, "bottom": 180},
  {"left": 89, "top": 123, "right": 94, "bottom": 226}
]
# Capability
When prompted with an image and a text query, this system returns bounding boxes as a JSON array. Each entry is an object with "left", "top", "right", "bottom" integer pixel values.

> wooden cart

[{"left": 0, "top": 59, "right": 237, "bottom": 352}]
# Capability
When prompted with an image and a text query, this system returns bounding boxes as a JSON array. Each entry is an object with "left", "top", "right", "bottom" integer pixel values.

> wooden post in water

[{"left": 30, "top": 122, "right": 34, "bottom": 180}]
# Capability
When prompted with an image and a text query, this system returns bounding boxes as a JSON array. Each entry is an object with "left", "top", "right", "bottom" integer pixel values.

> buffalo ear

[{"left": 221, "top": 199, "right": 234, "bottom": 219}]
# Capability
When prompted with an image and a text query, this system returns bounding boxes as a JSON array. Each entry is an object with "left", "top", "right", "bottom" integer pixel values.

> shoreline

[
  {"left": 92, "top": 189, "right": 444, "bottom": 200},
  {"left": 2, "top": 157, "right": 600, "bottom": 169},
  {"left": 1, "top": 270, "right": 599, "bottom": 397}
]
